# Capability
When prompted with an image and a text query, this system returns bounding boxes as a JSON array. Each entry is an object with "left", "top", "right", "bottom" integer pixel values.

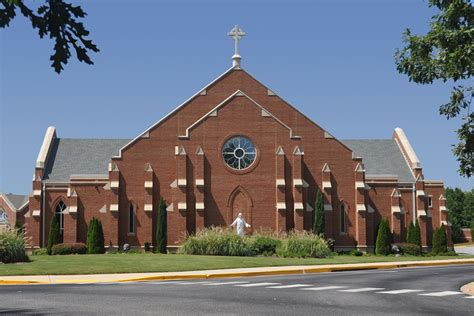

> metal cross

[{"left": 228, "top": 25, "right": 246, "bottom": 56}]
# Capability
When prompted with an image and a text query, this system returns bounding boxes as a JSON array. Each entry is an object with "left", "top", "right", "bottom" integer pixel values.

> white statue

[{"left": 230, "top": 212, "right": 251, "bottom": 237}]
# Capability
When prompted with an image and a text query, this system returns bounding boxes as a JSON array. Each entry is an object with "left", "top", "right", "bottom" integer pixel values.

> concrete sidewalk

[{"left": 2, "top": 258, "right": 474, "bottom": 285}]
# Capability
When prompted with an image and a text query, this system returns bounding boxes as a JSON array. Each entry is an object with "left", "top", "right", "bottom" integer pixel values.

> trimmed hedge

[
  {"left": 277, "top": 231, "right": 331, "bottom": 258},
  {"left": 0, "top": 227, "right": 29, "bottom": 263},
  {"left": 247, "top": 234, "right": 280, "bottom": 256},
  {"left": 51, "top": 243, "right": 87, "bottom": 255}
]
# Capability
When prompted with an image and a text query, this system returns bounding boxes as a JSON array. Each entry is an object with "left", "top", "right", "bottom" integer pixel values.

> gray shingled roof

[
  {"left": 43, "top": 139, "right": 130, "bottom": 182},
  {"left": 2, "top": 194, "right": 29, "bottom": 210},
  {"left": 341, "top": 139, "right": 415, "bottom": 183}
]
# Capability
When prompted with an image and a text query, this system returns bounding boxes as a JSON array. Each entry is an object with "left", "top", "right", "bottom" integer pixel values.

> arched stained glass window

[{"left": 55, "top": 200, "right": 67, "bottom": 242}]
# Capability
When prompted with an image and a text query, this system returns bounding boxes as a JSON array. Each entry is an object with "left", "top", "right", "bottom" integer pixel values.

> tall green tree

[
  {"left": 432, "top": 225, "right": 448, "bottom": 254},
  {"left": 406, "top": 221, "right": 415, "bottom": 243},
  {"left": 86, "top": 217, "right": 105, "bottom": 254},
  {"left": 156, "top": 197, "right": 167, "bottom": 254},
  {"left": 0, "top": 0, "right": 99, "bottom": 73},
  {"left": 463, "top": 189, "right": 474, "bottom": 226},
  {"left": 313, "top": 190, "right": 325, "bottom": 235},
  {"left": 445, "top": 187, "right": 466, "bottom": 242},
  {"left": 407, "top": 220, "right": 422, "bottom": 250},
  {"left": 47, "top": 215, "right": 61, "bottom": 255},
  {"left": 375, "top": 218, "right": 392, "bottom": 255},
  {"left": 395, "top": 0, "right": 473, "bottom": 177}
]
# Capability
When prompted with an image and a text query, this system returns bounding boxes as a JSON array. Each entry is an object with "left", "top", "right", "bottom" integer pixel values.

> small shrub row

[
  {"left": 51, "top": 243, "right": 87, "bottom": 255},
  {"left": 0, "top": 227, "right": 29, "bottom": 263},
  {"left": 180, "top": 227, "right": 331, "bottom": 258}
]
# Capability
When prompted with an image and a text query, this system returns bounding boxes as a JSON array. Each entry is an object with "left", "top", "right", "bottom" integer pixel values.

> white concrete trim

[
  {"left": 276, "top": 179, "right": 286, "bottom": 187},
  {"left": 110, "top": 181, "right": 119, "bottom": 189},
  {"left": 293, "top": 179, "right": 303, "bottom": 187},
  {"left": 32, "top": 210, "right": 41, "bottom": 217},
  {"left": 195, "top": 179, "right": 205, "bottom": 187},
  {"left": 306, "top": 203, "right": 313, "bottom": 212},
  {"left": 367, "top": 204, "right": 375, "bottom": 213},
  {"left": 294, "top": 202, "right": 304, "bottom": 210},
  {"left": 276, "top": 202, "right": 286, "bottom": 210},
  {"left": 36, "top": 126, "right": 56, "bottom": 169},
  {"left": 110, "top": 204, "right": 119, "bottom": 212},
  {"left": 144, "top": 204, "right": 153, "bottom": 212},
  {"left": 178, "top": 202, "right": 187, "bottom": 210},
  {"left": 178, "top": 90, "right": 301, "bottom": 140},
  {"left": 177, "top": 179, "right": 187, "bottom": 187},
  {"left": 356, "top": 204, "right": 366, "bottom": 212},
  {"left": 394, "top": 128, "right": 421, "bottom": 169},
  {"left": 144, "top": 181, "right": 153, "bottom": 189},
  {"left": 355, "top": 181, "right": 365, "bottom": 189},
  {"left": 417, "top": 209, "right": 427, "bottom": 217},
  {"left": 391, "top": 206, "right": 402, "bottom": 214},
  {"left": 416, "top": 190, "right": 425, "bottom": 197},
  {"left": 68, "top": 206, "right": 78, "bottom": 213},
  {"left": 440, "top": 206, "right": 448, "bottom": 212},
  {"left": 324, "top": 204, "right": 333, "bottom": 211},
  {"left": 322, "top": 181, "right": 332, "bottom": 189},
  {"left": 32, "top": 190, "right": 41, "bottom": 197},
  {"left": 195, "top": 202, "right": 205, "bottom": 210},
  {"left": 322, "top": 163, "right": 331, "bottom": 172}
]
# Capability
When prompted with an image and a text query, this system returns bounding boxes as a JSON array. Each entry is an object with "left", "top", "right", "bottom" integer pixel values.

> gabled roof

[
  {"left": 0, "top": 193, "right": 29, "bottom": 211},
  {"left": 341, "top": 139, "right": 415, "bottom": 183},
  {"left": 43, "top": 138, "right": 130, "bottom": 182}
]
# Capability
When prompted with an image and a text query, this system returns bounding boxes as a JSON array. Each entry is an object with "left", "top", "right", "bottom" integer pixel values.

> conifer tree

[
  {"left": 375, "top": 218, "right": 392, "bottom": 255},
  {"left": 406, "top": 221, "right": 415, "bottom": 244},
  {"left": 86, "top": 217, "right": 105, "bottom": 254},
  {"left": 156, "top": 197, "right": 167, "bottom": 254},
  {"left": 413, "top": 219, "right": 422, "bottom": 250},
  {"left": 47, "top": 215, "right": 61, "bottom": 255},
  {"left": 432, "top": 225, "right": 448, "bottom": 255},
  {"left": 313, "top": 190, "right": 325, "bottom": 235}
]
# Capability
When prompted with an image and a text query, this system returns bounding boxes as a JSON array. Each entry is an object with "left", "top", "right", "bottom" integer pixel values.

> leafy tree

[
  {"left": 156, "top": 197, "right": 167, "bottom": 254},
  {"left": 86, "top": 217, "right": 105, "bottom": 254},
  {"left": 313, "top": 190, "right": 325, "bottom": 235},
  {"left": 407, "top": 220, "right": 422, "bottom": 250},
  {"left": 395, "top": 0, "right": 473, "bottom": 177},
  {"left": 375, "top": 218, "right": 392, "bottom": 255},
  {"left": 445, "top": 187, "right": 465, "bottom": 242},
  {"left": 463, "top": 189, "right": 474, "bottom": 227},
  {"left": 432, "top": 225, "right": 448, "bottom": 254},
  {"left": 0, "top": 0, "right": 99, "bottom": 73},
  {"left": 47, "top": 215, "right": 61, "bottom": 255}
]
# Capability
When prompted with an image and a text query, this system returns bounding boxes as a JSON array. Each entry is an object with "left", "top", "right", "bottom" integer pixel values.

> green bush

[
  {"left": 350, "top": 249, "right": 363, "bottom": 256},
  {"left": 51, "top": 243, "right": 87, "bottom": 255},
  {"left": 393, "top": 243, "right": 421, "bottom": 256},
  {"left": 0, "top": 227, "right": 29, "bottom": 263},
  {"left": 375, "top": 218, "right": 392, "bottom": 255},
  {"left": 156, "top": 197, "right": 167, "bottom": 254},
  {"left": 471, "top": 220, "right": 474, "bottom": 243},
  {"left": 34, "top": 248, "right": 49, "bottom": 256},
  {"left": 432, "top": 225, "right": 448, "bottom": 255},
  {"left": 313, "top": 190, "right": 324, "bottom": 235},
  {"left": 47, "top": 215, "right": 61, "bottom": 255},
  {"left": 144, "top": 242, "right": 151, "bottom": 252},
  {"left": 180, "top": 227, "right": 252, "bottom": 256},
  {"left": 277, "top": 231, "right": 331, "bottom": 258},
  {"left": 406, "top": 220, "right": 422, "bottom": 251},
  {"left": 86, "top": 217, "right": 105, "bottom": 254},
  {"left": 247, "top": 234, "right": 280, "bottom": 256}
]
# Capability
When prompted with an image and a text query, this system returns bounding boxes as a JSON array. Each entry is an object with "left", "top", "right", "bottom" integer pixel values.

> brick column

[
  {"left": 169, "top": 145, "right": 187, "bottom": 246},
  {"left": 26, "top": 174, "right": 43, "bottom": 248},
  {"left": 195, "top": 146, "right": 205, "bottom": 232},
  {"left": 322, "top": 163, "right": 333, "bottom": 239},
  {"left": 144, "top": 163, "right": 154, "bottom": 245},
  {"left": 415, "top": 175, "right": 429, "bottom": 249},
  {"left": 390, "top": 188, "right": 402, "bottom": 243},
  {"left": 108, "top": 162, "right": 120, "bottom": 247},
  {"left": 63, "top": 188, "right": 78, "bottom": 243},
  {"left": 292, "top": 146, "right": 304, "bottom": 231},
  {"left": 354, "top": 162, "right": 367, "bottom": 250},
  {"left": 275, "top": 146, "right": 287, "bottom": 232}
]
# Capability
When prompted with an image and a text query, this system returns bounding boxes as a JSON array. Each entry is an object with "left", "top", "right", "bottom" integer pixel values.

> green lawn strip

[{"left": 1, "top": 254, "right": 474, "bottom": 276}]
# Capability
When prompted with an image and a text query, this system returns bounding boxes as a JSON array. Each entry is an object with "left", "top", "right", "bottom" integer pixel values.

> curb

[
  {"left": 119, "top": 259, "right": 474, "bottom": 283},
  {"left": 2, "top": 259, "right": 474, "bottom": 285}
]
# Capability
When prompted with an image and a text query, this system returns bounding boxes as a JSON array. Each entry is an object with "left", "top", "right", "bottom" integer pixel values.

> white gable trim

[
  {"left": 177, "top": 90, "right": 301, "bottom": 140},
  {"left": 112, "top": 66, "right": 237, "bottom": 159}
]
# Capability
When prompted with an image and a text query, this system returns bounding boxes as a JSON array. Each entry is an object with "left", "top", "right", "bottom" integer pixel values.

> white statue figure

[{"left": 230, "top": 212, "right": 251, "bottom": 237}]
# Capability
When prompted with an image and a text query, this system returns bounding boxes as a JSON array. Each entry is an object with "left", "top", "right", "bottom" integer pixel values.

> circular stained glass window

[{"left": 222, "top": 136, "right": 257, "bottom": 170}]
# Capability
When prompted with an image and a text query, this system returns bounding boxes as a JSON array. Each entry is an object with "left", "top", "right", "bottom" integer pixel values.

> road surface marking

[
  {"left": 339, "top": 287, "right": 385, "bottom": 293},
  {"left": 377, "top": 289, "right": 424, "bottom": 294},
  {"left": 418, "top": 291, "right": 463, "bottom": 297},
  {"left": 464, "top": 296, "right": 474, "bottom": 299},
  {"left": 266, "top": 284, "right": 312, "bottom": 289},
  {"left": 235, "top": 282, "right": 280, "bottom": 287},
  {"left": 301, "top": 286, "right": 347, "bottom": 291},
  {"left": 202, "top": 281, "right": 249, "bottom": 286}
]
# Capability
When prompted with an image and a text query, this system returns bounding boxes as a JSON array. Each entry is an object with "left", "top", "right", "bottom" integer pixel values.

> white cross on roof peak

[{"left": 228, "top": 25, "right": 245, "bottom": 67}]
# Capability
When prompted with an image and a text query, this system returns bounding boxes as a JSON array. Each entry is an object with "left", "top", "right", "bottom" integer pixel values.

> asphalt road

[{"left": 1, "top": 265, "right": 473, "bottom": 315}]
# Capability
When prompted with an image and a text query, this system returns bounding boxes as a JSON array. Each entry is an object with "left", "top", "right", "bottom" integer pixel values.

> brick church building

[{"left": 12, "top": 27, "right": 452, "bottom": 252}]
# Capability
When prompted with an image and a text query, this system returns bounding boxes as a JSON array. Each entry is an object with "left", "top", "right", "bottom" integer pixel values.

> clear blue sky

[{"left": 1, "top": 0, "right": 472, "bottom": 194}]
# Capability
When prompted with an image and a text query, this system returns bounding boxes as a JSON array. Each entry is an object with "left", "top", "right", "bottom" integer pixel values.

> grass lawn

[{"left": 1, "top": 253, "right": 473, "bottom": 276}]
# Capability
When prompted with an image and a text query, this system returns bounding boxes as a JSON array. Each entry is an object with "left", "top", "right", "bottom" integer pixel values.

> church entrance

[{"left": 228, "top": 186, "right": 253, "bottom": 231}]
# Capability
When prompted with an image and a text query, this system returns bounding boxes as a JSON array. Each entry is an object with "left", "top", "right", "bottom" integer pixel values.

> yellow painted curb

[{"left": 0, "top": 280, "right": 44, "bottom": 285}]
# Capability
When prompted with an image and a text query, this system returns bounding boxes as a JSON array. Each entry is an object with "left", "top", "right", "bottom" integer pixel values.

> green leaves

[
  {"left": 0, "top": 0, "right": 99, "bottom": 73},
  {"left": 313, "top": 190, "right": 325, "bottom": 235},
  {"left": 156, "top": 197, "right": 167, "bottom": 254},
  {"left": 395, "top": 0, "right": 473, "bottom": 177}
]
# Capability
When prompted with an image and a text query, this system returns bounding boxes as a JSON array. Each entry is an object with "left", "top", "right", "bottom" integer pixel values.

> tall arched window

[
  {"left": 55, "top": 200, "right": 67, "bottom": 242},
  {"left": 128, "top": 204, "right": 135, "bottom": 234},
  {"left": 340, "top": 203, "right": 346, "bottom": 234}
]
